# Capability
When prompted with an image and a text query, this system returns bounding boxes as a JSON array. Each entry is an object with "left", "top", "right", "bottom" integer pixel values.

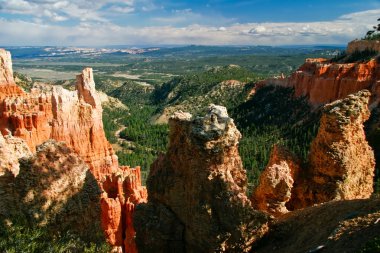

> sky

[{"left": 0, "top": 0, "right": 380, "bottom": 46}]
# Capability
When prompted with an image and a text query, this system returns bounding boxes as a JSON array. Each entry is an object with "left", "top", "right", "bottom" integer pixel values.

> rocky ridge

[
  {"left": 264, "top": 58, "right": 380, "bottom": 107},
  {"left": 261, "top": 39, "right": 380, "bottom": 108},
  {"left": 0, "top": 62, "right": 118, "bottom": 178}
]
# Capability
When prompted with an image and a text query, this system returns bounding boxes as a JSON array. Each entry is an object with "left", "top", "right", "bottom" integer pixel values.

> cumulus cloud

[{"left": 0, "top": 8, "right": 378, "bottom": 46}]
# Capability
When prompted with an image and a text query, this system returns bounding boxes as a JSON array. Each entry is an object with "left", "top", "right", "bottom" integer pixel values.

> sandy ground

[{"left": 15, "top": 68, "right": 78, "bottom": 81}]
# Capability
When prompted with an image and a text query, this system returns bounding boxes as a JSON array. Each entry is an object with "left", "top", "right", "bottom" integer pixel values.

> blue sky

[{"left": 0, "top": 0, "right": 379, "bottom": 46}]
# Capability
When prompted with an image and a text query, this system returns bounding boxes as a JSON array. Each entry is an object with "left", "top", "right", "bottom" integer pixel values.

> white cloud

[
  {"left": 107, "top": 6, "right": 135, "bottom": 13},
  {"left": 0, "top": 0, "right": 137, "bottom": 22},
  {"left": 0, "top": 9, "right": 379, "bottom": 46}
]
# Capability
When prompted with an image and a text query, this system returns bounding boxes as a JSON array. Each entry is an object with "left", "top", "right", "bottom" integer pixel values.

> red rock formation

[
  {"left": 134, "top": 105, "right": 268, "bottom": 253},
  {"left": 0, "top": 51, "right": 118, "bottom": 178},
  {"left": 289, "top": 90, "right": 375, "bottom": 209},
  {"left": 101, "top": 166, "right": 147, "bottom": 253},
  {"left": 265, "top": 58, "right": 380, "bottom": 107},
  {"left": 0, "top": 49, "right": 146, "bottom": 252},
  {"left": 50, "top": 69, "right": 118, "bottom": 178},
  {"left": 251, "top": 145, "right": 301, "bottom": 216}
]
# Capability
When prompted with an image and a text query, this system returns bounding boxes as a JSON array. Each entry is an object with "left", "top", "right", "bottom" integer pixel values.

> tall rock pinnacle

[
  {"left": 290, "top": 90, "right": 375, "bottom": 209},
  {"left": 134, "top": 105, "right": 268, "bottom": 253},
  {"left": 0, "top": 49, "right": 15, "bottom": 85},
  {"left": 76, "top": 68, "right": 101, "bottom": 109}
]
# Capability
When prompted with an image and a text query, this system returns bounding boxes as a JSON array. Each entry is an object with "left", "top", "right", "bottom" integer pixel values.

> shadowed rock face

[
  {"left": 0, "top": 140, "right": 103, "bottom": 240},
  {"left": 289, "top": 90, "right": 375, "bottom": 209},
  {"left": 0, "top": 134, "right": 31, "bottom": 218},
  {"left": 134, "top": 105, "right": 268, "bottom": 253}
]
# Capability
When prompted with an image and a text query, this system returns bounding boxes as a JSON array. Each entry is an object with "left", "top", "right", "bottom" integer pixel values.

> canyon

[{"left": 0, "top": 38, "right": 379, "bottom": 253}]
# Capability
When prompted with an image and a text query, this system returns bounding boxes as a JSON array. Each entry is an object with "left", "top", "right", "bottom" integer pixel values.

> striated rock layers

[
  {"left": 289, "top": 90, "right": 375, "bottom": 209},
  {"left": 0, "top": 51, "right": 118, "bottom": 178},
  {"left": 101, "top": 166, "right": 147, "bottom": 253},
  {"left": 0, "top": 49, "right": 147, "bottom": 252},
  {"left": 251, "top": 145, "right": 301, "bottom": 216},
  {"left": 134, "top": 105, "right": 268, "bottom": 253},
  {"left": 264, "top": 58, "right": 380, "bottom": 107}
]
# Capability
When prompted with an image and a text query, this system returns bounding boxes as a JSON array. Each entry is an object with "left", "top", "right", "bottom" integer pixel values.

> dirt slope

[{"left": 253, "top": 197, "right": 380, "bottom": 253}]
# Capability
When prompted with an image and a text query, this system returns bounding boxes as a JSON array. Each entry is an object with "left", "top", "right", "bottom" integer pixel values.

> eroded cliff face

[
  {"left": 0, "top": 67, "right": 118, "bottom": 178},
  {"left": 134, "top": 105, "right": 268, "bottom": 253},
  {"left": 0, "top": 49, "right": 146, "bottom": 252},
  {"left": 101, "top": 166, "right": 147, "bottom": 253},
  {"left": 289, "top": 90, "right": 375, "bottom": 209},
  {"left": 265, "top": 58, "right": 380, "bottom": 107}
]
